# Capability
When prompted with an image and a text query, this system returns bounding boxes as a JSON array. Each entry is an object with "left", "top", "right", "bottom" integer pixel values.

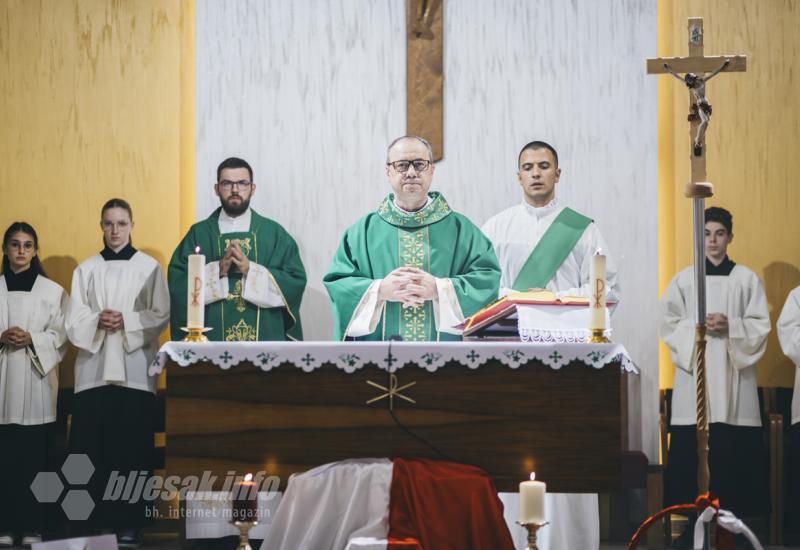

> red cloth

[{"left": 387, "top": 458, "right": 515, "bottom": 550}]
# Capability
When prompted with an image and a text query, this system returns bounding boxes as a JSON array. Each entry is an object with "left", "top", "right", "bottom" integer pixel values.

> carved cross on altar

[
  {"left": 406, "top": 0, "right": 443, "bottom": 161},
  {"left": 647, "top": 17, "right": 747, "bottom": 498}
]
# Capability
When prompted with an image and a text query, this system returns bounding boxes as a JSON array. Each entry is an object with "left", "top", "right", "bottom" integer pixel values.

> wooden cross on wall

[
  {"left": 647, "top": 17, "right": 746, "bottom": 189},
  {"left": 406, "top": 0, "right": 443, "bottom": 161}
]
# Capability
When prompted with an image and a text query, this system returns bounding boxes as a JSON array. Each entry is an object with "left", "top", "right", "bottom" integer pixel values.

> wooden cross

[
  {"left": 406, "top": 0, "right": 443, "bottom": 161},
  {"left": 647, "top": 17, "right": 746, "bottom": 190},
  {"left": 647, "top": 17, "right": 746, "bottom": 498}
]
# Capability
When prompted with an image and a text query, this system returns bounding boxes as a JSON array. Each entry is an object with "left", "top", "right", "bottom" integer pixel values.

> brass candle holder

[
  {"left": 180, "top": 326, "right": 211, "bottom": 342},
  {"left": 517, "top": 521, "right": 549, "bottom": 550},
  {"left": 231, "top": 520, "right": 258, "bottom": 550},
  {"left": 588, "top": 328, "right": 610, "bottom": 343}
]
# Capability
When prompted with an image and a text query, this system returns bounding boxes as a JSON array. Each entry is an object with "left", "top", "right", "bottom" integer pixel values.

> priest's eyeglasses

[
  {"left": 218, "top": 180, "right": 253, "bottom": 190},
  {"left": 387, "top": 159, "right": 431, "bottom": 173}
]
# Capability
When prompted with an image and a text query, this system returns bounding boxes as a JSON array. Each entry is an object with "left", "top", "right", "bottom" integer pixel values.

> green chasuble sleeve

[
  {"left": 168, "top": 208, "right": 306, "bottom": 341},
  {"left": 323, "top": 192, "right": 500, "bottom": 341}
]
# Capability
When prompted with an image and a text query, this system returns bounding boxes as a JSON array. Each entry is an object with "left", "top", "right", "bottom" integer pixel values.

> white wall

[{"left": 196, "top": 0, "right": 659, "bottom": 461}]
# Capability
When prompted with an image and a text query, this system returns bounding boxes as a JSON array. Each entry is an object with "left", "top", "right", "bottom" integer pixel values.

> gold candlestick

[
  {"left": 232, "top": 520, "right": 258, "bottom": 550},
  {"left": 588, "top": 328, "right": 610, "bottom": 343},
  {"left": 180, "top": 326, "right": 211, "bottom": 342},
  {"left": 517, "top": 521, "right": 549, "bottom": 550}
]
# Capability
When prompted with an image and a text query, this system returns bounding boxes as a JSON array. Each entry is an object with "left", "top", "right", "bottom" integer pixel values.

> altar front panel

[{"left": 164, "top": 356, "right": 627, "bottom": 493}]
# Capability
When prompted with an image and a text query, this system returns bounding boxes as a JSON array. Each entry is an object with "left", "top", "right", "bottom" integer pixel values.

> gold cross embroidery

[
  {"left": 226, "top": 279, "right": 246, "bottom": 313},
  {"left": 366, "top": 374, "right": 416, "bottom": 410}
]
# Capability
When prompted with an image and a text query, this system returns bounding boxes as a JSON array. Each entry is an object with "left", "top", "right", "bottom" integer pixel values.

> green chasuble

[
  {"left": 168, "top": 208, "right": 306, "bottom": 341},
  {"left": 323, "top": 192, "right": 500, "bottom": 341}
]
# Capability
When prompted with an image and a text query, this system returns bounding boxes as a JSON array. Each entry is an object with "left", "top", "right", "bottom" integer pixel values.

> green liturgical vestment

[
  {"left": 323, "top": 192, "right": 500, "bottom": 341},
  {"left": 168, "top": 208, "right": 306, "bottom": 341},
  {"left": 510, "top": 207, "right": 592, "bottom": 291}
]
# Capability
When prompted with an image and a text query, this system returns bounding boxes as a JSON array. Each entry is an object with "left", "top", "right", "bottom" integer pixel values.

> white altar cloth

[{"left": 150, "top": 340, "right": 637, "bottom": 375}]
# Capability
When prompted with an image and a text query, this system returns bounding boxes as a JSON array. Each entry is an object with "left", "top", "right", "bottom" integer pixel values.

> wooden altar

[{"left": 161, "top": 342, "right": 632, "bottom": 493}]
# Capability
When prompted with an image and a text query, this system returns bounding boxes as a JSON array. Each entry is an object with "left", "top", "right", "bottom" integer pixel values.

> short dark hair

[
  {"left": 518, "top": 141, "right": 559, "bottom": 167},
  {"left": 2, "top": 221, "right": 46, "bottom": 277},
  {"left": 217, "top": 157, "right": 253, "bottom": 182},
  {"left": 705, "top": 206, "right": 733, "bottom": 234}
]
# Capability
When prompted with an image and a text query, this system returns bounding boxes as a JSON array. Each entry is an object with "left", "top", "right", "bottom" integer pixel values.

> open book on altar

[{"left": 462, "top": 290, "right": 612, "bottom": 342}]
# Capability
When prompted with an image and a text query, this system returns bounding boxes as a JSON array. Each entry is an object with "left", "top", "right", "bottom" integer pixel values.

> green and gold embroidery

[
  {"left": 225, "top": 318, "right": 257, "bottom": 342},
  {"left": 397, "top": 226, "right": 432, "bottom": 341},
  {"left": 226, "top": 279, "right": 246, "bottom": 313},
  {"left": 223, "top": 237, "right": 252, "bottom": 257},
  {"left": 377, "top": 192, "right": 452, "bottom": 228}
]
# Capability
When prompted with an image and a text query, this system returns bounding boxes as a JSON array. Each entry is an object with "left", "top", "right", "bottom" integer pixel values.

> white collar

[
  {"left": 522, "top": 197, "right": 560, "bottom": 219},
  {"left": 219, "top": 207, "right": 252, "bottom": 228},
  {"left": 393, "top": 195, "right": 432, "bottom": 214}
]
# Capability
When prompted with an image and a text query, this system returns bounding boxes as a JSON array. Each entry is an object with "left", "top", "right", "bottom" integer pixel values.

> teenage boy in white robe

[
  {"left": 482, "top": 141, "right": 620, "bottom": 550},
  {"left": 0, "top": 222, "right": 68, "bottom": 547},
  {"left": 66, "top": 199, "right": 169, "bottom": 547},
  {"left": 660, "top": 207, "right": 770, "bottom": 544},
  {"left": 777, "top": 284, "right": 800, "bottom": 540}
]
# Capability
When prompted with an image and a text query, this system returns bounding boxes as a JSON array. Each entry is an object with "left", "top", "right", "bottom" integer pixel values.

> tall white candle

[
  {"left": 589, "top": 251, "right": 607, "bottom": 330},
  {"left": 187, "top": 247, "right": 205, "bottom": 329},
  {"left": 519, "top": 472, "right": 546, "bottom": 523}
]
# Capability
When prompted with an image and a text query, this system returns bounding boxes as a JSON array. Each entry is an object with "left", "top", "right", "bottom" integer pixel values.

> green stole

[
  {"left": 376, "top": 193, "right": 453, "bottom": 341},
  {"left": 215, "top": 231, "right": 260, "bottom": 341},
  {"left": 511, "top": 207, "right": 592, "bottom": 291}
]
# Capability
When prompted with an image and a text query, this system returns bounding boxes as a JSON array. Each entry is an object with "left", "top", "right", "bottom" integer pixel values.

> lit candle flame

[
  {"left": 595, "top": 248, "right": 603, "bottom": 256},
  {"left": 195, "top": 246, "right": 201, "bottom": 254},
  {"left": 530, "top": 472, "right": 536, "bottom": 481},
  {"left": 244, "top": 473, "right": 253, "bottom": 482}
]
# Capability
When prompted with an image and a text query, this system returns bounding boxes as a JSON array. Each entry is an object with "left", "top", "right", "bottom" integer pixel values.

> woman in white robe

[
  {"left": 66, "top": 199, "right": 169, "bottom": 544},
  {"left": 0, "top": 222, "right": 68, "bottom": 547},
  {"left": 660, "top": 208, "right": 770, "bottom": 526}
]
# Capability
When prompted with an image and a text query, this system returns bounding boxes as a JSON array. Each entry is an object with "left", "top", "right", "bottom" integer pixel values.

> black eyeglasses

[
  {"left": 218, "top": 180, "right": 252, "bottom": 190},
  {"left": 387, "top": 159, "right": 431, "bottom": 173}
]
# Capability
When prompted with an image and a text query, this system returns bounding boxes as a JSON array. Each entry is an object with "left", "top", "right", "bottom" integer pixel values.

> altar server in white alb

[
  {"left": 481, "top": 140, "right": 619, "bottom": 301},
  {"left": 482, "top": 140, "right": 619, "bottom": 550},
  {"left": 777, "top": 284, "right": 800, "bottom": 528},
  {"left": 661, "top": 207, "right": 770, "bottom": 521},
  {"left": 0, "top": 223, "right": 68, "bottom": 547},
  {"left": 66, "top": 199, "right": 169, "bottom": 545}
]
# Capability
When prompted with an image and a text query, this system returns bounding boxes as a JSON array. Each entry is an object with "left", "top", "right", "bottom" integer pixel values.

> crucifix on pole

[{"left": 647, "top": 18, "right": 746, "bottom": 497}]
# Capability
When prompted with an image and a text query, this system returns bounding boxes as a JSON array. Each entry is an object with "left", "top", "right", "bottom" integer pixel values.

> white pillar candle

[
  {"left": 589, "top": 251, "right": 607, "bottom": 330},
  {"left": 519, "top": 472, "right": 546, "bottom": 524},
  {"left": 187, "top": 247, "right": 205, "bottom": 329}
]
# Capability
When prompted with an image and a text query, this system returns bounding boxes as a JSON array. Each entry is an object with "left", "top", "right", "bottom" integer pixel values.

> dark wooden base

[{"left": 165, "top": 359, "right": 625, "bottom": 493}]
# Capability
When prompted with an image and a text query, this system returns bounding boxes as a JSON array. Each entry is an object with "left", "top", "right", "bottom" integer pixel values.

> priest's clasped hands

[
  {"left": 379, "top": 267, "right": 438, "bottom": 308},
  {"left": 98, "top": 310, "right": 125, "bottom": 333},
  {"left": 706, "top": 313, "right": 729, "bottom": 336},
  {"left": 220, "top": 240, "right": 249, "bottom": 278},
  {"left": 0, "top": 326, "right": 33, "bottom": 347}
]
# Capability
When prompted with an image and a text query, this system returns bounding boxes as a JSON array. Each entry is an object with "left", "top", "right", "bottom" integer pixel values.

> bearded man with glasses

[
  {"left": 168, "top": 157, "right": 306, "bottom": 341},
  {"left": 324, "top": 135, "right": 500, "bottom": 341}
]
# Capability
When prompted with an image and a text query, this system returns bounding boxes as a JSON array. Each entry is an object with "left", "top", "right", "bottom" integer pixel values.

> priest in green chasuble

[
  {"left": 168, "top": 157, "right": 306, "bottom": 341},
  {"left": 324, "top": 135, "right": 500, "bottom": 341},
  {"left": 482, "top": 140, "right": 620, "bottom": 301}
]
